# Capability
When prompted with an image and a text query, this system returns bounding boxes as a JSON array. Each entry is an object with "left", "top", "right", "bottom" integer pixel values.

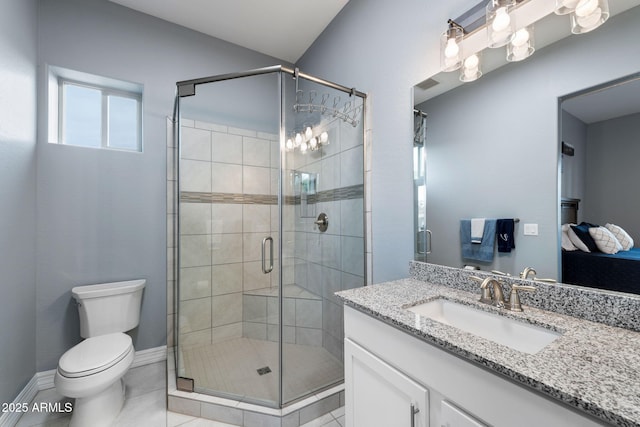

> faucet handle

[
  {"left": 491, "top": 270, "right": 511, "bottom": 276},
  {"left": 508, "top": 284, "right": 536, "bottom": 312},
  {"left": 512, "top": 284, "right": 536, "bottom": 292},
  {"left": 469, "top": 275, "right": 484, "bottom": 283}
]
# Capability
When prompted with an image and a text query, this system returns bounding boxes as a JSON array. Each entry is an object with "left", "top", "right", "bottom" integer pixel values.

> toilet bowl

[{"left": 54, "top": 280, "right": 145, "bottom": 427}]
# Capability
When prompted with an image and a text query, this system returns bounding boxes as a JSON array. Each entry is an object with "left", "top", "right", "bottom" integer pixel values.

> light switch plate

[{"left": 523, "top": 223, "right": 539, "bottom": 236}]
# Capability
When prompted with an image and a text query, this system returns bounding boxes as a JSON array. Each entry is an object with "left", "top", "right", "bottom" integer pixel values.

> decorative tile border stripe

[
  {"left": 181, "top": 192, "right": 278, "bottom": 205},
  {"left": 180, "top": 184, "right": 364, "bottom": 205},
  {"left": 309, "top": 184, "right": 364, "bottom": 204}
]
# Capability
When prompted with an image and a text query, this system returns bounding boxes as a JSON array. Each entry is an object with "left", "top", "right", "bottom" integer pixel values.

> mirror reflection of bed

[{"left": 560, "top": 75, "right": 640, "bottom": 294}]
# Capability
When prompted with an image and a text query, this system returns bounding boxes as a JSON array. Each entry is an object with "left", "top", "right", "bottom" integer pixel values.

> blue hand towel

[
  {"left": 461, "top": 219, "right": 497, "bottom": 262},
  {"left": 497, "top": 219, "right": 516, "bottom": 253}
]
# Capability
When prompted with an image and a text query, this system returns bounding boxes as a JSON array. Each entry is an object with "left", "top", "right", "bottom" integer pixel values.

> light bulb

[
  {"left": 464, "top": 66, "right": 479, "bottom": 79},
  {"left": 492, "top": 7, "right": 511, "bottom": 32},
  {"left": 511, "top": 44, "right": 529, "bottom": 60},
  {"left": 319, "top": 131, "right": 329, "bottom": 144},
  {"left": 464, "top": 54, "right": 479, "bottom": 69},
  {"left": 295, "top": 132, "right": 302, "bottom": 145},
  {"left": 286, "top": 138, "right": 294, "bottom": 150},
  {"left": 577, "top": 7, "right": 602, "bottom": 27},
  {"left": 309, "top": 137, "right": 318, "bottom": 150},
  {"left": 304, "top": 126, "right": 313, "bottom": 139},
  {"left": 575, "top": 0, "right": 598, "bottom": 16},
  {"left": 511, "top": 29, "right": 530, "bottom": 47},
  {"left": 562, "top": 0, "right": 580, "bottom": 8},
  {"left": 444, "top": 38, "right": 460, "bottom": 58},
  {"left": 300, "top": 141, "right": 308, "bottom": 153}
]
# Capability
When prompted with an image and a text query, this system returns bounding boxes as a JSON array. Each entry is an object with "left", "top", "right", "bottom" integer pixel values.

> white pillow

[
  {"left": 589, "top": 226, "right": 623, "bottom": 254},
  {"left": 605, "top": 223, "right": 634, "bottom": 251},
  {"left": 567, "top": 226, "right": 590, "bottom": 252},
  {"left": 561, "top": 224, "right": 578, "bottom": 251}
]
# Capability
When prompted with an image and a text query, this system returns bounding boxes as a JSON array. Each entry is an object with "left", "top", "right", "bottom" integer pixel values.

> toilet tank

[{"left": 72, "top": 279, "right": 146, "bottom": 338}]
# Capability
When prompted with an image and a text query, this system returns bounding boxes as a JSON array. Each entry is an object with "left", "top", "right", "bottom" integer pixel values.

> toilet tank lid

[{"left": 72, "top": 279, "right": 146, "bottom": 300}]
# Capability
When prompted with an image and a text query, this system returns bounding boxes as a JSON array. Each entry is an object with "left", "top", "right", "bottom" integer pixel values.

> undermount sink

[{"left": 407, "top": 298, "right": 560, "bottom": 354}]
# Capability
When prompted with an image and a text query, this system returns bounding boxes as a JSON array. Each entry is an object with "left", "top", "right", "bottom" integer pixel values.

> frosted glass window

[
  {"left": 57, "top": 75, "right": 142, "bottom": 152},
  {"left": 63, "top": 84, "right": 102, "bottom": 148},
  {"left": 108, "top": 95, "right": 139, "bottom": 150}
]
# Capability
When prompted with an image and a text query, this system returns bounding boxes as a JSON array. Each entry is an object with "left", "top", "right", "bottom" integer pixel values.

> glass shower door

[
  {"left": 280, "top": 75, "right": 365, "bottom": 404},
  {"left": 177, "top": 71, "right": 282, "bottom": 406},
  {"left": 174, "top": 66, "right": 367, "bottom": 409}
]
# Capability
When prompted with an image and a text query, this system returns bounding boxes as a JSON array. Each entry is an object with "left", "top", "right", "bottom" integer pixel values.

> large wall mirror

[{"left": 413, "top": 2, "right": 640, "bottom": 294}]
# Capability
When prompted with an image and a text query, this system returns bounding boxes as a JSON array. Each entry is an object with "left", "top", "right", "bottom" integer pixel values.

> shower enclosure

[{"left": 172, "top": 66, "right": 366, "bottom": 409}]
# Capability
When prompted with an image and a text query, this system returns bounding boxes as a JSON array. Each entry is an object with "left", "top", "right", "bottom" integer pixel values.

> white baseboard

[
  {"left": 0, "top": 345, "right": 166, "bottom": 427},
  {"left": 0, "top": 375, "right": 39, "bottom": 427},
  {"left": 131, "top": 345, "right": 167, "bottom": 369}
]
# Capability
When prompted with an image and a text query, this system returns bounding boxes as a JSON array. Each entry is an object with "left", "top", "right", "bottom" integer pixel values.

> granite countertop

[{"left": 337, "top": 278, "right": 640, "bottom": 427}]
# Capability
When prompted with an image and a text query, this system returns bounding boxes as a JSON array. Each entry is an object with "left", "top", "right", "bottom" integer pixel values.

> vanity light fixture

[
  {"left": 570, "top": 0, "right": 609, "bottom": 34},
  {"left": 506, "top": 25, "right": 535, "bottom": 62},
  {"left": 440, "top": 0, "right": 611, "bottom": 84},
  {"left": 440, "top": 19, "right": 464, "bottom": 72},
  {"left": 486, "top": 0, "right": 516, "bottom": 48},
  {"left": 460, "top": 53, "right": 483, "bottom": 82}
]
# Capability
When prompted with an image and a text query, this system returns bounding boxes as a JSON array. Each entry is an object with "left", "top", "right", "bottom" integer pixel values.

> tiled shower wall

[
  {"left": 177, "top": 119, "right": 280, "bottom": 348},
  {"left": 285, "top": 115, "right": 366, "bottom": 361}
]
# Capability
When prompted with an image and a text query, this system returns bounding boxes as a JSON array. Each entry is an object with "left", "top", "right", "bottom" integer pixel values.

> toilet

[{"left": 54, "top": 279, "right": 145, "bottom": 427}]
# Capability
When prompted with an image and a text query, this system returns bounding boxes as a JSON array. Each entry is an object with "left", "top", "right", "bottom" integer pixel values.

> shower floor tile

[{"left": 180, "top": 337, "right": 343, "bottom": 404}]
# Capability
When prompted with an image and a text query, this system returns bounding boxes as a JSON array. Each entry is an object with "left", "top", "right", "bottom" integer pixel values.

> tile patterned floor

[
  {"left": 179, "top": 337, "right": 343, "bottom": 403},
  {"left": 15, "top": 361, "right": 344, "bottom": 427}
]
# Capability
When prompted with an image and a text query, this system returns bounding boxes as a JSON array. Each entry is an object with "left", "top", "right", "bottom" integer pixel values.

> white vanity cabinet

[
  {"left": 345, "top": 338, "right": 428, "bottom": 427},
  {"left": 343, "top": 306, "right": 606, "bottom": 427}
]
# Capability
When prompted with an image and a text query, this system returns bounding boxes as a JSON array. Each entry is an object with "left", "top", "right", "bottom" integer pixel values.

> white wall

[
  {"left": 298, "top": 0, "right": 479, "bottom": 283},
  {"left": 301, "top": 0, "right": 640, "bottom": 280},
  {"left": 35, "top": 0, "right": 286, "bottom": 371},
  {"left": 0, "top": 0, "right": 38, "bottom": 405}
]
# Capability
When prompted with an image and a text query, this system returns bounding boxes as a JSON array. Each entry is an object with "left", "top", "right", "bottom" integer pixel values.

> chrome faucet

[
  {"left": 470, "top": 276, "right": 506, "bottom": 307},
  {"left": 520, "top": 267, "right": 537, "bottom": 280},
  {"left": 481, "top": 278, "right": 507, "bottom": 308},
  {"left": 470, "top": 275, "right": 536, "bottom": 311}
]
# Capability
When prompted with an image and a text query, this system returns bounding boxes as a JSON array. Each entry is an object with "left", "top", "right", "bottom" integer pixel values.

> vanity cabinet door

[
  {"left": 345, "top": 338, "right": 429, "bottom": 427},
  {"left": 441, "top": 400, "right": 488, "bottom": 427}
]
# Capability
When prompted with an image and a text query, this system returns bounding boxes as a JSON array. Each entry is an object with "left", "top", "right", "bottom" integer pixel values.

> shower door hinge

[
  {"left": 177, "top": 83, "right": 196, "bottom": 98},
  {"left": 176, "top": 376, "right": 195, "bottom": 392}
]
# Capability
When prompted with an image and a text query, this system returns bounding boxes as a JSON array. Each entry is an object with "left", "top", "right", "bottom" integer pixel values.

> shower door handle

[{"left": 261, "top": 236, "right": 273, "bottom": 274}]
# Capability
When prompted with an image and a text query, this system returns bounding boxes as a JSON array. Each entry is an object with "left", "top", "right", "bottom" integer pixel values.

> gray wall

[
  {"left": 36, "top": 0, "right": 286, "bottom": 371},
  {"left": 584, "top": 113, "right": 640, "bottom": 239},
  {"left": 0, "top": 0, "right": 38, "bottom": 405},
  {"left": 298, "top": 0, "right": 480, "bottom": 283}
]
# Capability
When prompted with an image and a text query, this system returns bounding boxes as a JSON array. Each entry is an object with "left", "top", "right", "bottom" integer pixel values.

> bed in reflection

[{"left": 562, "top": 248, "right": 640, "bottom": 294}]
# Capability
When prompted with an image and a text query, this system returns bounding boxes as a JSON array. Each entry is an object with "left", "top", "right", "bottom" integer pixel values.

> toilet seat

[{"left": 58, "top": 333, "right": 133, "bottom": 378}]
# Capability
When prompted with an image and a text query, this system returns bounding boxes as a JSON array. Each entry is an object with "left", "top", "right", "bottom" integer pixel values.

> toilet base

[{"left": 69, "top": 378, "right": 125, "bottom": 427}]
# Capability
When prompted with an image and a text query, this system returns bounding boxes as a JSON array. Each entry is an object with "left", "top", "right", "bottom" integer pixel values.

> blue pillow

[{"left": 570, "top": 223, "right": 600, "bottom": 252}]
